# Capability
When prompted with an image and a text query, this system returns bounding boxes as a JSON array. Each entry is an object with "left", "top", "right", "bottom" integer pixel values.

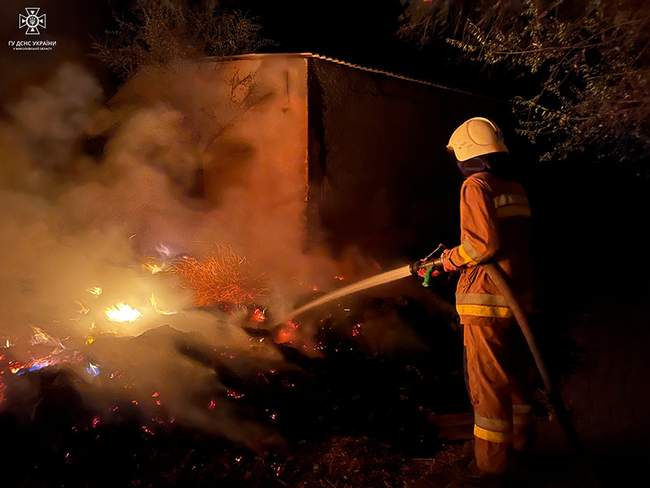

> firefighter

[{"left": 438, "top": 117, "right": 534, "bottom": 480}]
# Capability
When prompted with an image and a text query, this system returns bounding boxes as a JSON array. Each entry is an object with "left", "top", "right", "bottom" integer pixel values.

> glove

[{"left": 440, "top": 249, "right": 459, "bottom": 273}]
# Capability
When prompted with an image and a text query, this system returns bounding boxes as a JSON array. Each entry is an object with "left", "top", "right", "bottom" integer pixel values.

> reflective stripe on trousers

[{"left": 456, "top": 293, "right": 512, "bottom": 318}]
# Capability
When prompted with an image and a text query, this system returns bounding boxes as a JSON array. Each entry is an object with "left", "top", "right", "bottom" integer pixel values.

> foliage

[
  {"left": 93, "top": 0, "right": 270, "bottom": 79},
  {"left": 401, "top": 0, "right": 650, "bottom": 162}
]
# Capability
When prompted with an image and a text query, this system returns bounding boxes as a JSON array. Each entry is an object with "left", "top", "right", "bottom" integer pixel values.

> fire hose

[
  {"left": 412, "top": 248, "right": 583, "bottom": 455},
  {"left": 280, "top": 246, "right": 591, "bottom": 475}
]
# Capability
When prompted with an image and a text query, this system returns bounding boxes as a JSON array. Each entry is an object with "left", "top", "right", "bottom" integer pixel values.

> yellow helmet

[{"left": 446, "top": 117, "right": 509, "bottom": 162}]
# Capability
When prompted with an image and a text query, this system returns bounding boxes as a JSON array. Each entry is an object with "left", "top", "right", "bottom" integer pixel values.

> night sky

[{"left": 0, "top": 1, "right": 451, "bottom": 101}]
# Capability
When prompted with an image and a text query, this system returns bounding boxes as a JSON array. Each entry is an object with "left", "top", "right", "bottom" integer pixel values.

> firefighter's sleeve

[{"left": 442, "top": 178, "right": 499, "bottom": 272}]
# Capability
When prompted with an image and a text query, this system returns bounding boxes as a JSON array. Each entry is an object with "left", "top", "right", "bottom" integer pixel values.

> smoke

[{"left": 0, "top": 60, "right": 338, "bottom": 446}]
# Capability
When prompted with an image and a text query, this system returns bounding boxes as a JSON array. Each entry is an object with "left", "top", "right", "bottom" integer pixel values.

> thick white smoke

[{"left": 0, "top": 61, "right": 337, "bottom": 445}]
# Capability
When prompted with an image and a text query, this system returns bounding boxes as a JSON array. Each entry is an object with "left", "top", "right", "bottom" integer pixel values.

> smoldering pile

[
  {"left": 0, "top": 62, "right": 462, "bottom": 487},
  {"left": 0, "top": 61, "right": 335, "bottom": 437}
]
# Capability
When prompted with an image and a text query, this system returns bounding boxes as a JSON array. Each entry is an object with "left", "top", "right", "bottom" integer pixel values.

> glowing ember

[
  {"left": 86, "top": 287, "right": 103, "bottom": 296},
  {"left": 334, "top": 275, "right": 345, "bottom": 281},
  {"left": 104, "top": 303, "right": 142, "bottom": 323},
  {"left": 11, "top": 356, "right": 61, "bottom": 375},
  {"left": 208, "top": 399, "right": 217, "bottom": 410},
  {"left": 91, "top": 415, "right": 101, "bottom": 429},
  {"left": 226, "top": 389, "right": 245, "bottom": 400},
  {"left": 352, "top": 323, "right": 363, "bottom": 337},
  {"left": 251, "top": 308, "right": 266, "bottom": 323},
  {"left": 274, "top": 320, "right": 300, "bottom": 344},
  {"left": 170, "top": 246, "right": 267, "bottom": 307}
]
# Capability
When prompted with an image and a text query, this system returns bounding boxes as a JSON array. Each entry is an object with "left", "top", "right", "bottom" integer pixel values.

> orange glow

[
  {"left": 274, "top": 320, "right": 300, "bottom": 344},
  {"left": 170, "top": 246, "right": 267, "bottom": 307},
  {"left": 251, "top": 308, "right": 266, "bottom": 323}
]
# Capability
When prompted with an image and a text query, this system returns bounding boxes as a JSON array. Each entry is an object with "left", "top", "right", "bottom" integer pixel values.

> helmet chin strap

[{"left": 457, "top": 157, "right": 490, "bottom": 177}]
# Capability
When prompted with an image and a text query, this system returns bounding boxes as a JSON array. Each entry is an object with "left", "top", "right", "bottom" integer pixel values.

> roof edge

[{"left": 200, "top": 52, "right": 494, "bottom": 100}]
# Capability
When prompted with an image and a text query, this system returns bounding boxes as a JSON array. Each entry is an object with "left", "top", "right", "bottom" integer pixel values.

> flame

[
  {"left": 251, "top": 308, "right": 266, "bottom": 323},
  {"left": 10, "top": 356, "right": 62, "bottom": 375},
  {"left": 29, "top": 326, "right": 62, "bottom": 347},
  {"left": 75, "top": 301, "right": 90, "bottom": 315},
  {"left": 86, "top": 287, "right": 103, "bottom": 296},
  {"left": 274, "top": 320, "right": 300, "bottom": 344},
  {"left": 144, "top": 263, "right": 166, "bottom": 274},
  {"left": 170, "top": 246, "right": 267, "bottom": 307},
  {"left": 104, "top": 303, "right": 142, "bottom": 323},
  {"left": 149, "top": 293, "right": 177, "bottom": 315}
]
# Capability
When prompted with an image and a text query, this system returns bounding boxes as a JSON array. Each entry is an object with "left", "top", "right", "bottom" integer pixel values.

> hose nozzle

[{"left": 411, "top": 244, "right": 446, "bottom": 287}]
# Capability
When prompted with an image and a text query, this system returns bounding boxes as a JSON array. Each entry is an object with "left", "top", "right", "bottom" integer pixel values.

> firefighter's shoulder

[{"left": 461, "top": 172, "right": 492, "bottom": 192}]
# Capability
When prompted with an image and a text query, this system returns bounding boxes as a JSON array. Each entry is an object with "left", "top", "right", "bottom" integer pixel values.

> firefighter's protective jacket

[{"left": 442, "top": 171, "right": 533, "bottom": 325}]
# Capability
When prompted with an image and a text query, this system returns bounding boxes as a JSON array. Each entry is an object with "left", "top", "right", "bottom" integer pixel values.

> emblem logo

[{"left": 19, "top": 7, "right": 47, "bottom": 35}]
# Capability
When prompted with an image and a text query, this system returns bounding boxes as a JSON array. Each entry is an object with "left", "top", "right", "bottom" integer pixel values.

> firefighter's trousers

[{"left": 464, "top": 320, "right": 534, "bottom": 474}]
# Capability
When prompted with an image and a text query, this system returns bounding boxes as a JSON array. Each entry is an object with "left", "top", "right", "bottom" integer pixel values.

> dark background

[{"left": 1, "top": 0, "right": 649, "bottom": 484}]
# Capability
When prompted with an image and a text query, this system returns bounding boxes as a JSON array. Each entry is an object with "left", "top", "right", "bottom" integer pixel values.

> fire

[
  {"left": 104, "top": 303, "right": 142, "bottom": 323},
  {"left": 274, "top": 320, "right": 300, "bottom": 344},
  {"left": 86, "top": 287, "right": 103, "bottom": 296},
  {"left": 149, "top": 293, "right": 177, "bottom": 316},
  {"left": 251, "top": 308, "right": 266, "bottom": 323},
  {"left": 75, "top": 301, "right": 90, "bottom": 315},
  {"left": 170, "top": 246, "right": 267, "bottom": 307},
  {"left": 144, "top": 262, "right": 166, "bottom": 274},
  {"left": 29, "top": 326, "right": 62, "bottom": 348},
  {"left": 10, "top": 355, "right": 63, "bottom": 375}
]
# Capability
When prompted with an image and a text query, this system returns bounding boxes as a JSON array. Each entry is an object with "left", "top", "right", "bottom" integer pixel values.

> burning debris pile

[
  {"left": 0, "top": 61, "right": 467, "bottom": 487},
  {"left": 0, "top": 61, "right": 331, "bottom": 431}
]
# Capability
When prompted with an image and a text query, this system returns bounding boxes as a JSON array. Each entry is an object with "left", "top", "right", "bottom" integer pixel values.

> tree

[
  {"left": 401, "top": 0, "right": 650, "bottom": 162},
  {"left": 93, "top": 0, "right": 269, "bottom": 79}
]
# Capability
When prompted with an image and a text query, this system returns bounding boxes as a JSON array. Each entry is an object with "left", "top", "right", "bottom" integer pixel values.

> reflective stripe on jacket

[{"left": 445, "top": 172, "right": 533, "bottom": 324}]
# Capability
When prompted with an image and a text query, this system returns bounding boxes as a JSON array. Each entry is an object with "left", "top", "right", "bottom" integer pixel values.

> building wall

[{"left": 308, "top": 57, "right": 502, "bottom": 263}]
